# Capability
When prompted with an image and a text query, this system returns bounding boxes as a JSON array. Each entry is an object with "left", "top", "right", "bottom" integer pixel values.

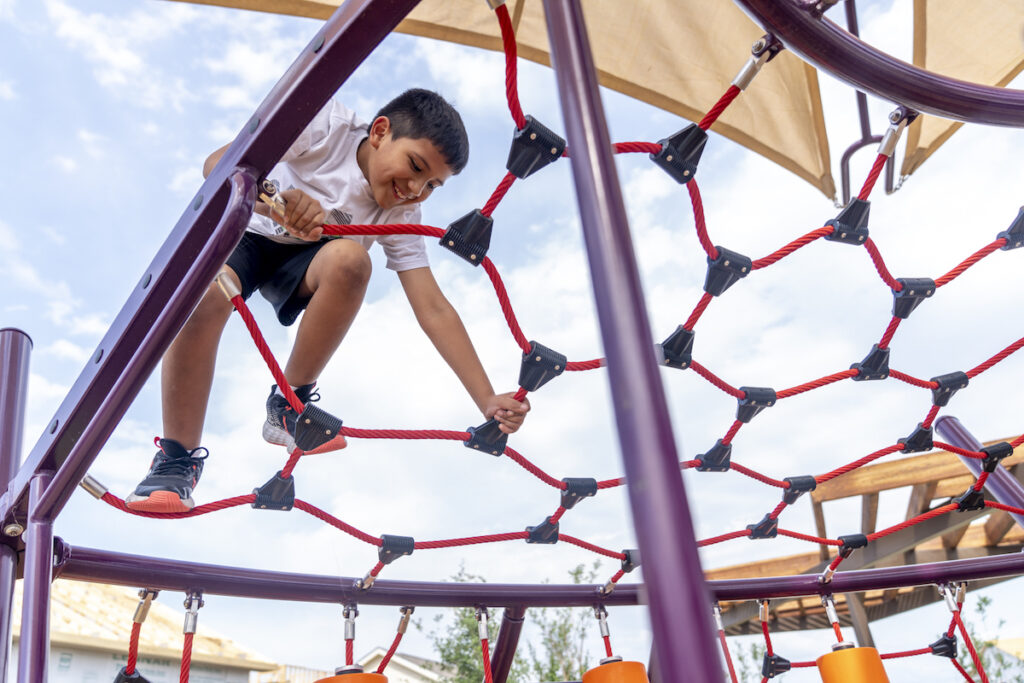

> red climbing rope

[
  {"left": 698, "top": 85, "right": 741, "bottom": 130},
  {"left": 126, "top": 622, "right": 142, "bottom": 675},
  {"left": 495, "top": 4, "right": 526, "bottom": 130},
  {"left": 179, "top": 632, "right": 193, "bottom": 683}
]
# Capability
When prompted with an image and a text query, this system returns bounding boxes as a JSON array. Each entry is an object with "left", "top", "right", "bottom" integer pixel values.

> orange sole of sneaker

[
  {"left": 125, "top": 491, "right": 193, "bottom": 514},
  {"left": 302, "top": 435, "right": 348, "bottom": 455}
]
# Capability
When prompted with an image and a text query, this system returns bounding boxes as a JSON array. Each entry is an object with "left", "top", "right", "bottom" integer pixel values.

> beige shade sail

[
  {"left": 902, "top": 0, "right": 1024, "bottom": 178},
  {"left": 169, "top": 0, "right": 837, "bottom": 198}
]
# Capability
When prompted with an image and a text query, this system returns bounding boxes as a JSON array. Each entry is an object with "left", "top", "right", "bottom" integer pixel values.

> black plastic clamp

[
  {"left": 981, "top": 442, "right": 1014, "bottom": 473},
  {"left": 782, "top": 475, "right": 817, "bottom": 505},
  {"left": 621, "top": 549, "right": 641, "bottom": 573},
  {"left": 850, "top": 344, "right": 890, "bottom": 381},
  {"left": 526, "top": 517, "right": 559, "bottom": 544},
  {"left": 930, "top": 371, "right": 968, "bottom": 407},
  {"left": 898, "top": 423, "right": 934, "bottom": 453},
  {"left": 519, "top": 341, "right": 567, "bottom": 392},
  {"left": 560, "top": 477, "right": 598, "bottom": 510},
  {"left": 824, "top": 198, "right": 870, "bottom": 245},
  {"left": 378, "top": 534, "right": 415, "bottom": 565},
  {"left": 251, "top": 471, "right": 295, "bottom": 511},
  {"left": 892, "top": 278, "right": 935, "bottom": 319},
  {"left": 650, "top": 123, "right": 707, "bottom": 184},
  {"left": 696, "top": 439, "right": 732, "bottom": 472},
  {"left": 998, "top": 207, "right": 1024, "bottom": 250},
  {"left": 464, "top": 419, "right": 508, "bottom": 456},
  {"left": 704, "top": 246, "right": 752, "bottom": 296},
  {"left": 114, "top": 668, "right": 152, "bottom": 683},
  {"left": 956, "top": 487, "right": 986, "bottom": 512},
  {"left": 440, "top": 209, "right": 494, "bottom": 266},
  {"left": 838, "top": 533, "right": 868, "bottom": 559},
  {"left": 293, "top": 403, "right": 344, "bottom": 452},
  {"left": 656, "top": 326, "right": 694, "bottom": 370},
  {"left": 737, "top": 386, "right": 777, "bottom": 423},
  {"left": 761, "top": 653, "right": 791, "bottom": 678},
  {"left": 506, "top": 115, "right": 565, "bottom": 179},
  {"left": 747, "top": 513, "right": 779, "bottom": 539},
  {"left": 930, "top": 633, "right": 958, "bottom": 658}
]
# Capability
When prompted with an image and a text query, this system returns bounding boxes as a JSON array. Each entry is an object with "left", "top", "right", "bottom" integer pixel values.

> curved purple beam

[
  {"left": 734, "top": 0, "right": 1024, "bottom": 126},
  {"left": 55, "top": 542, "right": 1024, "bottom": 607}
]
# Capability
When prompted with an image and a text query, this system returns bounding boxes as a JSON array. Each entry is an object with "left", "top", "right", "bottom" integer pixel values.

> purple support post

[
  {"left": 935, "top": 416, "right": 1024, "bottom": 529},
  {"left": 490, "top": 606, "right": 526, "bottom": 683},
  {"left": 542, "top": 1, "right": 720, "bottom": 681},
  {"left": 17, "top": 471, "right": 54, "bottom": 683},
  {"left": 0, "top": 329, "right": 32, "bottom": 683}
]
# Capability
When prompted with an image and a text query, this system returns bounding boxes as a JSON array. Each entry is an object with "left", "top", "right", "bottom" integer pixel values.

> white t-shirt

[{"left": 246, "top": 100, "right": 429, "bottom": 272}]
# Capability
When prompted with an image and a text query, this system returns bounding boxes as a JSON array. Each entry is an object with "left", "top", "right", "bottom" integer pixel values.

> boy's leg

[{"left": 283, "top": 239, "right": 372, "bottom": 385}]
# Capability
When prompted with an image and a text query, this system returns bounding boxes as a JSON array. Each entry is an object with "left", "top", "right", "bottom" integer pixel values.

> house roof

[{"left": 12, "top": 578, "right": 278, "bottom": 672}]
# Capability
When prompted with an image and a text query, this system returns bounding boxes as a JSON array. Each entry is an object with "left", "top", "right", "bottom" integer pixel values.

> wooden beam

[
  {"left": 845, "top": 592, "right": 875, "bottom": 648},
  {"left": 861, "top": 492, "right": 878, "bottom": 535},
  {"left": 941, "top": 524, "right": 970, "bottom": 550},
  {"left": 813, "top": 500, "right": 829, "bottom": 561},
  {"left": 905, "top": 482, "right": 938, "bottom": 519},
  {"left": 985, "top": 511, "right": 1016, "bottom": 546}
]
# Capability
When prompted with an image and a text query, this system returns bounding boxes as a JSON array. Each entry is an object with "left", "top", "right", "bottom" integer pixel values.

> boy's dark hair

[{"left": 376, "top": 88, "right": 469, "bottom": 174}]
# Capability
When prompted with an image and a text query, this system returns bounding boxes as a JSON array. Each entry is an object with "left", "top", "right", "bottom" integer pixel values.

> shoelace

[{"left": 150, "top": 438, "right": 209, "bottom": 476}]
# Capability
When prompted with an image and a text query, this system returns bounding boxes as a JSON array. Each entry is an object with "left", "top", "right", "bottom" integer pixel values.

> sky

[{"left": 3, "top": 0, "right": 1024, "bottom": 681}]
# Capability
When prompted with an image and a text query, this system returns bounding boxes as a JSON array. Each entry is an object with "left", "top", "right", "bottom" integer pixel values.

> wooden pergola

[{"left": 708, "top": 441, "right": 1024, "bottom": 644}]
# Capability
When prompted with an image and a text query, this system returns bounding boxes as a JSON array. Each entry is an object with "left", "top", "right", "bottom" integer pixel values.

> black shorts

[{"left": 225, "top": 232, "right": 330, "bottom": 326}]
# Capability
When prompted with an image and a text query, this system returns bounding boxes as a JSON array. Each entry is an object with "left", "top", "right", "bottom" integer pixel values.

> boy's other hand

[
  {"left": 272, "top": 188, "right": 325, "bottom": 241},
  {"left": 484, "top": 393, "right": 531, "bottom": 434}
]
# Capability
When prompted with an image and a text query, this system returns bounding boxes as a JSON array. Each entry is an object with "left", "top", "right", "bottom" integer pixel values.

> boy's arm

[{"left": 398, "top": 266, "right": 530, "bottom": 433}]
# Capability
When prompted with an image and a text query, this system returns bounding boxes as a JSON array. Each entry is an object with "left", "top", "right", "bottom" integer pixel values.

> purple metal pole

[
  {"left": 934, "top": 416, "right": 1024, "bottom": 529},
  {"left": 0, "top": 328, "right": 32, "bottom": 683},
  {"left": 734, "top": 0, "right": 1024, "bottom": 126},
  {"left": 541, "top": 1, "right": 719, "bottom": 681},
  {"left": 16, "top": 471, "right": 54, "bottom": 683},
  {"left": 490, "top": 606, "right": 526, "bottom": 683}
]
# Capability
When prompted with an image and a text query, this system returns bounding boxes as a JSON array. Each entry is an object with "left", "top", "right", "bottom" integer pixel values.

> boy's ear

[{"left": 368, "top": 116, "right": 391, "bottom": 148}]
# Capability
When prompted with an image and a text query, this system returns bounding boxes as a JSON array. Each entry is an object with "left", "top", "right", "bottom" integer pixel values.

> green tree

[
  {"left": 733, "top": 640, "right": 765, "bottom": 683},
  {"left": 525, "top": 562, "right": 601, "bottom": 682},
  {"left": 956, "top": 595, "right": 1024, "bottom": 682}
]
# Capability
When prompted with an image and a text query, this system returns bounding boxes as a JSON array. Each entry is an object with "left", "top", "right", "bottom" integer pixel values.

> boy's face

[{"left": 363, "top": 116, "right": 454, "bottom": 210}]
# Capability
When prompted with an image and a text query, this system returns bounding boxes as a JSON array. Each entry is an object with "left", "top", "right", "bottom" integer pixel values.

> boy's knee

[{"left": 323, "top": 243, "right": 372, "bottom": 287}]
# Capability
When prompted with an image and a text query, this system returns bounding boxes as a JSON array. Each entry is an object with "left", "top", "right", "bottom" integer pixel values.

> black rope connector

[
  {"left": 824, "top": 198, "right": 870, "bottom": 245},
  {"left": 251, "top": 471, "right": 295, "bottom": 511},
  {"left": 761, "top": 653, "right": 791, "bottom": 678},
  {"left": 621, "top": 548, "right": 641, "bottom": 573},
  {"left": 930, "top": 371, "right": 968, "bottom": 407},
  {"left": 892, "top": 278, "right": 935, "bottom": 319},
  {"left": 650, "top": 123, "right": 707, "bottom": 184},
  {"left": 114, "top": 668, "right": 152, "bottom": 682},
  {"left": 440, "top": 209, "right": 494, "bottom": 265},
  {"left": 378, "top": 534, "right": 415, "bottom": 565},
  {"left": 851, "top": 344, "right": 890, "bottom": 381},
  {"left": 838, "top": 533, "right": 868, "bottom": 559},
  {"left": 519, "top": 341, "right": 566, "bottom": 392},
  {"left": 526, "top": 517, "right": 559, "bottom": 544},
  {"left": 981, "top": 442, "right": 1014, "bottom": 473},
  {"left": 781, "top": 475, "right": 817, "bottom": 505},
  {"left": 506, "top": 115, "right": 565, "bottom": 179},
  {"left": 930, "top": 633, "right": 958, "bottom": 658},
  {"left": 656, "top": 325, "right": 694, "bottom": 370},
  {"left": 464, "top": 418, "right": 508, "bottom": 456},
  {"left": 898, "top": 422, "right": 934, "bottom": 453},
  {"left": 704, "top": 246, "right": 751, "bottom": 296},
  {"left": 696, "top": 439, "right": 732, "bottom": 472},
  {"left": 560, "top": 477, "right": 598, "bottom": 510},
  {"left": 293, "top": 403, "right": 344, "bottom": 452},
  {"left": 747, "top": 513, "right": 779, "bottom": 539},
  {"left": 997, "top": 207, "right": 1024, "bottom": 250},
  {"left": 737, "top": 386, "right": 776, "bottom": 423},
  {"left": 956, "top": 487, "right": 986, "bottom": 512}
]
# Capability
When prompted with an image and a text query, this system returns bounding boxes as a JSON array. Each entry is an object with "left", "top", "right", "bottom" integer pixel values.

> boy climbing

[{"left": 127, "top": 89, "right": 530, "bottom": 513}]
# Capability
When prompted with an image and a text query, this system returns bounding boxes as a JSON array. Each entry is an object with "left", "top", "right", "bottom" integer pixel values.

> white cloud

[
  {"left": 43, "top": 338, "right": 91, "bottom": 363},
  {"left": 0, "top": 80, "right": 14, "bottom": 100},
  {"left": 52, "top": 155, "right": 77, "bottom": 172}
]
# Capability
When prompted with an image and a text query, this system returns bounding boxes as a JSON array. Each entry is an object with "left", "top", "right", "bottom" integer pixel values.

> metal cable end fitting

[
  {"left": 759, "top": 600, "right": 771, "bottom": 623},
  {"left": 357, "top": 572, "right": 375, "bottom": 591},
  {"left": 182, "top": 592, "right": 204, "bottom": 634},
  {"left": 397, "top": 606, "right": 414, "bottom": 634},
  {"left": 215, "top": 271, "right": 242, "bottom": 300},
  {"left": 594, "top": 605, "right": 610, "bottom": 637},
  {"left": 133, "top": 589, "right": 158, "bottom": 623},
  {"left": 821, "top": 595, "right": 840, "bottom": 626},
  {"left": 732, "top": 50, "right": 771, "bottom": 91},
  {"left": 713, "top": 604, "right": 724, "bottom": 631},
  {"left": 938, "top": 584, "right": 958, "bottom": 613},
  {"left": 484, "top": 0, "right": 506, "bottom": 8},
  {"left": 475, "top": 607, "right": 489, "bottom": 639},
  {"left": 819, "top": 564, "right": 837, "bottom": 585},
  {"left": 79, "top": 475, "right": 108, "bottom": 499}
]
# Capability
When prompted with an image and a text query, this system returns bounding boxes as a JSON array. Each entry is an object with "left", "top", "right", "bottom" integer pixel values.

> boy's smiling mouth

[{"left": 392, "top": 180, "right": 413, "bottom": 202}]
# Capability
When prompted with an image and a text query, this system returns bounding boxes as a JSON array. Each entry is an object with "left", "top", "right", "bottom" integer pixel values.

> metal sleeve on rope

[
  {"left": 134, "top": 589, "right": 159, "bottom": 623},
  {"left": 182, "top": 592, "right": 203, "bottom": 635},
  {"left": 214, "top": 271, "right": 241, "bottom": 300},
  {"left": 79, "top": 474, "right": 108, "bottom": 499}
]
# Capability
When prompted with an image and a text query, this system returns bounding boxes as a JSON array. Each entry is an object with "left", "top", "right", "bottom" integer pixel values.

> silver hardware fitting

[
  {"left": 397, "top": 606, "right": 414, "bottom": 634},
  {"left": 3, "top": 523, "right": 24, "bottom": 537},
  {"left": 79, "top": 475, "right": 108, "bottom": 499},
  {"left": 344, "top": 604, "right": 359, "bottom": 640},
  {"left": 357, "top": 572, "right": 376, "bottom": 591},
  {"left": 485, "top": 0, "right": 506, "bottom": 8},
  {"left": 182, "top": 592, "right": 204, "bottom": 634},
  {"left": 819, "top": 564, "right": 837, "bottom": 585},
  {"left": 821, "top": 595, "right": 840, "bottom": 626},
  {"left": 594, "top": 604, "right": 610, "bottom": 638},
  {"left": 599, "top": 580, "right": 616, "bottom": 596},
  {"left": 938, "top": 584, "right": 960, "bottom": 613},
  {"left": 879, "top": 107, "right": 919, "bottom": 158},
  {"left": 133, "top": 589, "right": 159, "bottom": 624},
  {"left": 732, "top": 50, "right": 771, "bottom": 91},
  {"left": 475, "top": 607, "right": 490, "bottom": 640},
  {"left": 215, "top": 271, "right": 242, "bottom": 300},
  {"left": 258, "top": 178, "right": 286, "bottom": 216},
  {"left": 955, "top": 582, "right": 967, "bottom": 605},
  {"left": 758, "top": 600, "right": 771, "bottom": 623},
  {"left": 712, "top": 604, "right": 724, "bottom": 632}
]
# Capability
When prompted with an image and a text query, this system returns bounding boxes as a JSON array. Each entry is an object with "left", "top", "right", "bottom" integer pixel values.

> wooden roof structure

[{"left": 707, "top": 440, "right": 1024, "bottom": 643}]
